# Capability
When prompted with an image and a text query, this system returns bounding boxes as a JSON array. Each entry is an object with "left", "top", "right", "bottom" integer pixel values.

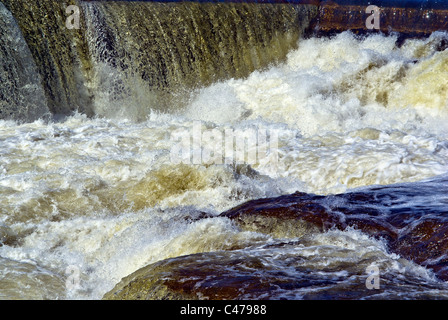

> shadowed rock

[
  {"left": 221, "top": 188, "right": 448, "bottom": 281},
  {"left": 103, "top": 241, "right": 448, "bottom": 300},
  {"left": 314, "top": 1, "right": 448, "bottom": 37},
  {"left": 104, "top": 177, "right": 448, "bottom": 300}
]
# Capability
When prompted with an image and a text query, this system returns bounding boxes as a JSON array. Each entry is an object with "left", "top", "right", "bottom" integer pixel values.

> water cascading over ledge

[
  {"left": 0, "top": 3, "right": 50, "bottom": 121},
  {"left": 1, "top": 0, "right": 92, "bottom": 121},
  {"left": 0, "top": 0, "right": 319, "bottom": 122},
  {"left": 1, "top": 0, "right": 447, "bottom": 122}
]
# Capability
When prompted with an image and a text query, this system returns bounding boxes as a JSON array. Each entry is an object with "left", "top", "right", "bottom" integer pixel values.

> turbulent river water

[{"left": 1, "top": 0, "right": 448, "bottom": 300}]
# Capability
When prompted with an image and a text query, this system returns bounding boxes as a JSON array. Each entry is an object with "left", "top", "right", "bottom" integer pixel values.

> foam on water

[
  {"left": 186, "top": 32, "right": 448, "bottom": 193},
  {"left": 0, "top": 32, "right": 448, "bottom": 299}
]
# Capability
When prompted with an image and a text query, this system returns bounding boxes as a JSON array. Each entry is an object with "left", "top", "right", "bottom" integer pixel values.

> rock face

[
  {"left": 222, "top": 190, "right": 448, "bottom": 281},
  {"left": 308, "top": 0, "right": 448, "bottom": 42},
  {"left": 104, "top": 178, "right": 448, "bottom": 300},
  {"left": 315, "top": 3, "right": 448, "bottom": 35},
  {"left": 103, "top": 240, "right": 447, "bottom": 300}
]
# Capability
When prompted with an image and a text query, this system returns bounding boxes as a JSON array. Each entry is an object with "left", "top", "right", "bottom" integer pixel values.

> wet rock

[
  {"left": 104, "top": 179, "right": 448, "bottom": 299},
  {"left": 222, "top": 192, "right": 398, "bottom": 242},
  {"left": 103, "top": 239, "right": 447, "bottom": 300},
  {"left": 391, "top": 218, "right": 448, "bottom": 280},
  {"left": 221, "top": 189, "right": 448, "bottom": 281},
  {"left": 104, "top": 250, "right": 285, "bottom": 300},
  {"left": 312, "top": 2, "right": 448, "bottom": 40},
  {"left": 102, "top": 245, "right": 378, "bottom": 300}
]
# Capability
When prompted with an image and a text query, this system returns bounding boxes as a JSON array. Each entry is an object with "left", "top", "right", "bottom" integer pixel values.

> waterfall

[
  {"left": 0, "top": 2, "right": 49, "bottom": 122},
  {"left": 0, "top": 0, "right": 318, "bottom": 121}
]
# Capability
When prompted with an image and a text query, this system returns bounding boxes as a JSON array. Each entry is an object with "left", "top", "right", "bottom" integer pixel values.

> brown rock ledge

[{"left": 104, "top": 180, "right": 448, "bottom": 300}]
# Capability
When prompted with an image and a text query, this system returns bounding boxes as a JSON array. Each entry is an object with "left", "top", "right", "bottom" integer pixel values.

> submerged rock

[
  {"left": 222, "top": 189, "right": 448, "bottom": 281},
  {"left": 103, "top": 241, "right": 448, "bottom": 300},
  {"left": 104, "top": 178, "right": 448, "bottom": 300}
]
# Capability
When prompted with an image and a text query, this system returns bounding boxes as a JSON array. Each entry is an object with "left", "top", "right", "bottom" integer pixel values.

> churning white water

[{"left": 1, "top": 31, "right": 448, "bottom": 299}]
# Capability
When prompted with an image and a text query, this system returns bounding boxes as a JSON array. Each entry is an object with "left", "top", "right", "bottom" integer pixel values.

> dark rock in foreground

[
  {"left": 104, "top": 177, "right": 448, "bottom": 300},
  {"left": 103, "top": 241, "right": 447, "bottom": 300},
  {"left": 222, "top": 189, "right": 448, "bottom": 281}
]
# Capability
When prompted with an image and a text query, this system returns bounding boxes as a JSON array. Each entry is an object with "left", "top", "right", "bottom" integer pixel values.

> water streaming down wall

[
  {"left": 82, "top": 1, "right": 319, "bottom": 119},
  {"left": 1, "top": 0, "right": 92, "bottom": 121},
  {"left": 0, "top": 0, "right": 319, "bottom": 121},
  {"left": 0, "top": 2, "right": 50, "bottom": 121},
  {"left": 1, "top": 0, "right": 447, "bottom": 122}
]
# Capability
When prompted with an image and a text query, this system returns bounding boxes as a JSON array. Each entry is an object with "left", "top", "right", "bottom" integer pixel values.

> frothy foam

[{"left": 1, "top": 32, "right": 448, "bottom": 299}]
